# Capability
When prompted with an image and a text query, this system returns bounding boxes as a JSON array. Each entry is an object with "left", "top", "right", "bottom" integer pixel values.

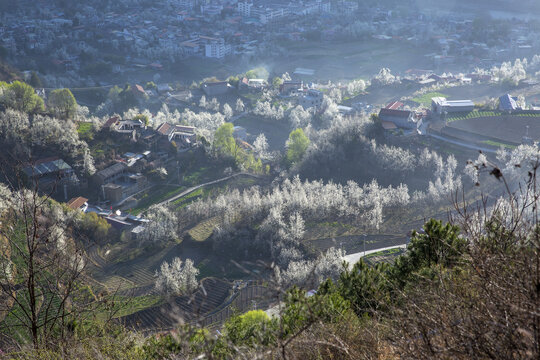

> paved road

[
  {"left": 143, "top": 172, "right": 260, "bottom": 214},
  {"left": 343, "top": 244, "right": 408, "bottom": 268}
]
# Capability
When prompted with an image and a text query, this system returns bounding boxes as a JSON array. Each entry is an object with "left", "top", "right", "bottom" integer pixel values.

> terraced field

[
  {"left": 119, "top": 278, "right": 232, "bottom": 331},
  {"left": 187, "top": 216, "right": 222, "bottom": 242},
  {"left": 447, "top": 113, "right": 540, "bottom": 145},
  {"left": 119, "top": 279, "right": 275, "bottom": 331}
]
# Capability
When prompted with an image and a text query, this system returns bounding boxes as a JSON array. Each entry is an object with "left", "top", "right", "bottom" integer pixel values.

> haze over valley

[{"left": 0, "top": 1, "right": 539, "bottom": 358}]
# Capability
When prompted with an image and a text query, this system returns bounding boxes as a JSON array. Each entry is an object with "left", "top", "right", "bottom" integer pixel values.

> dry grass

[{"left": 187, "top": 216, "right": 222, "bottom": 242}]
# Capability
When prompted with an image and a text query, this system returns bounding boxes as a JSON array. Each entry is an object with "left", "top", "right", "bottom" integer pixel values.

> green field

[
  {"left": 447, "top": 110, "right": 540, "bottom": 122},
  {"left": 481, "top": 140, "right": 516, "bottom": 149},
  {"left": 131, "top": 185, "right": 186, "bottom": 215},
  {"left": 106, "top": 295, "right": 164, "bottom": 319},
  {"left": 412, "top": 92, "right": 448, "bottom": 106},
  {"left": 77, "top": 121, "right": 94, "bottom": 141}
]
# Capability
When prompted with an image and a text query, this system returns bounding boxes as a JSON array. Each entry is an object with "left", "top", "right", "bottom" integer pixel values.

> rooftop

[
  {"left": 23, "top": 158, "right": 72, "bottom": 177},
  {"left": 96, "top": 162, "right": 128, "bottom": 180},
  {"left": 66, "top": 197, "right": 88, "bottom": 210},
  {"left": 499, "top": 94, "right": 518, "bottom": 111},
  {"left": 385, "top": 101, "right": 404, "bottom": 110},
  {"left": 156, "top": 122, "right": 173, "bottom": 136},
  {"left": 444, "top": 100, "right": 475, "bottom": 107},
  {"left": 379, "top": 108, "right": 412, "bottom": 119}
]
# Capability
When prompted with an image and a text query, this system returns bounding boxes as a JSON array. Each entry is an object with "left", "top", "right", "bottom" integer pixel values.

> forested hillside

[
  {"left": 2, "top": 0, "right": 540, "bottom": 355},
  {"left": 0, "top": 60, "right": 19, "bottom": 82}
]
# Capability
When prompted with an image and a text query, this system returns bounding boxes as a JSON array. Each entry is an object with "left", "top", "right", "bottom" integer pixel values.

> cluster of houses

[
  {"left": 66, "top": 195, "right": 150, "bottom": 240},
  {"left": 236, "top": 0, "right": 331, "bottom": 25},
  {"left": 103, "top": 115, "right": 197, "bottom": 153},
  {"left": 379, "top": 101, "right": 423, "bottom": 131},
  {"left": 22, "top": 157, "right": 81, "bottom": 196},
  {"left": 0, "top": 0, "right": 339, "bottom": 71},
  {"left": 7, "top": 0, "right": 537, "bottom": 87},
  {"left": 21, "top": 111, "right": 198, "bottom": 208},
  {"left": 378, "top": 89, "right": 531, "bottom": 134}
]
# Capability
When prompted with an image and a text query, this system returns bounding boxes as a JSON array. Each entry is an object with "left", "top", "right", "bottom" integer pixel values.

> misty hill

[{"left": 0, "top": 60, "right": 20, "bottom": 82}]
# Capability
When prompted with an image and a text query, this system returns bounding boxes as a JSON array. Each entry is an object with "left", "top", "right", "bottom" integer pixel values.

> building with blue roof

[
  {"left": 22, "top": 157, "right": 78, "bottom": 186},
  {"left": 499, "top": 94, "right": 519, "bottom": 111}
]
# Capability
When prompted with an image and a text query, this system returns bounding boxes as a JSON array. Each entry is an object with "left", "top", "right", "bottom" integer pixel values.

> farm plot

[
  {"left": 412, "top": 92, "right": 448, "bottom": 106},
  {"left": 447, "top": 113, "right": 540, "bottom": 144},
  {"left": 119, "top": 277, "right": 231, "bottom": 331}
]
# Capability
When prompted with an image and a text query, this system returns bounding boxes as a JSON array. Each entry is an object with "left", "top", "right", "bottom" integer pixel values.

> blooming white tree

[
  {"left": 222, "top": 103, "right": 233, "bottom": 120},
  {"left": 328, "top": 88, "right": 342, "bottom": 104},
  {"left": 235, "top": 98, "right": 245, "bottom": 113},
  {"left": 279, "top": 247, "right": 344, "bottom": 288},
  {"left": 0, "top": 183, "right": 13, "bottom": 216},
  {"left": 199, "top": 95, "right": 207, "bottom": 108},
  {"left": 29, "top": 115, "right": 95, "bottom": 174},
  {"left": 369, "top": 140, "right": 417, "bottom": 171},
  {"left": 288, "top": 105, "right": 312, "bottom": 129},
  {"left": 321, "top": 96, "right": 340, "bottom": 127},
  {"left": 287, "top": 212, "right": 305, "bottom": 242},
  {"left": 142, "top": 204, "right": 179, "bottom": 243},
  {"left": 491, "top": 59, "right": 527, "bottom": 86},
  {"left": 373, "top": 68, "right": 398, "bottom": 86},
  {"left": 253, "top": 100, "right": 284, "bottom": 121},
  {"left": 155, "top": 257, "right": 199, "bottom": 295},
  {"left": 0, "top": 109, "right": 30, "bottom": 145},
  {"left": 208, "top": 97, "right": 220, "bottom": 112},
  {"left": 346, "top": 79, "right": 367, "bottom": 96},
  {"left": 181, "top": 109, "right": 225, "bottom": 143},
  {"left": 253, "top": 133, "right": 269, "bottom": 159},
  {"left": 427, "top": 155, "right": 461, "bottom": 202}
]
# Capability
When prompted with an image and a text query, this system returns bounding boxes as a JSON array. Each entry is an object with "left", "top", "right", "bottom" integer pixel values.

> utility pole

[
  {"left": 363, "top": 234, "right": 367, "bottom": 257},
  {"left": 177, "top": 160, "right": 181, "bottom": 184}
]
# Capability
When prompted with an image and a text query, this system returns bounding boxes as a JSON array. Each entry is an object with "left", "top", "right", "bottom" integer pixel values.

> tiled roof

[
  {"left": 66, "top": 197, "right": 88, "bottom": 210},
  {"left": 96, "top": 162, "right": 127, "bottom": 180},
  {"left": 103, "top": 116, "right": 120, "bottom": 128},
  {"left": 156, "top": 122, "right": 173, "bottom": 136},
  {"left": 174, "top": 125, "right": 195, "bottom": 134},
  {"left": 385, "top": 101, "right": 404, "bottom": 110},
  {"left": 379, "top": 108, "right": 411, "bottom": 119}
]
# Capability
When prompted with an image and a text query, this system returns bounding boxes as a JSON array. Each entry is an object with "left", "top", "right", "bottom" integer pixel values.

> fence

[{"left": 190, "top": 281, "right": 274, "bottom": 328}]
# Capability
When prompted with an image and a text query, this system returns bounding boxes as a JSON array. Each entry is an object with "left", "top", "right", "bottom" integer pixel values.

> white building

[
  {"left": 238, "top": 1, "right": 253, "bottom": 17},
  {"left": 431, "top": 97, "right": 475, "bottom": 114},
  {"left": 252, "top": 6, "right": 288, "bottom": 24},
  {"left": 201, "top": 36, "right": 231, "bottom": 59},
  {"left": 201, "top": 4, "right": 223, "bottom": 16},
  {"left": 300, "top": 89, "right": 324, "bottom": 110},
  {"left": 168, "top": 0, "right": 194, "bottom": 8},
  {"left": 318, "top": 0, "right": 331, "bottom": 12}
]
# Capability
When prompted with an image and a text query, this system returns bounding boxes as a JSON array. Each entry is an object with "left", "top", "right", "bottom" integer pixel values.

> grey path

[
  {"left": 265, "top": 244, "right": 409, "bottom": 317},
  {"left": 144, "top": 172, "right": 260, "bottom": 214},
  {"left": 342, "top": 244, "right": 408, "bottom": 268}
]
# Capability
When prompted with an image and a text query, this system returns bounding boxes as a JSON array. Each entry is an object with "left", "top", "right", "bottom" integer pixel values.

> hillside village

[
  {"left": 10, "top": 58, "right": 540, "bottom": 257},
  {"left": 2, "top": 1, "right": 540, "bottom": 358}
]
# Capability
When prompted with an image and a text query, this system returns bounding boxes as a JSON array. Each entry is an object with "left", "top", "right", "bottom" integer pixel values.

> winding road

[
  {"left": 342, "top": 244, "right": 408, "bottom": 268},
  {"left": 142, "top": 172, "right": 261, "bottom": 214}
]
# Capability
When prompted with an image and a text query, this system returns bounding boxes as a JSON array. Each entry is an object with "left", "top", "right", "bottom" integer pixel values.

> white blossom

[{"left": 155, "top": 257, "right": 199, "bottom": 295}]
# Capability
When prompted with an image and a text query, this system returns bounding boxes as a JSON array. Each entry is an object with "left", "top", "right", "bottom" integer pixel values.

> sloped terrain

[{"left": 119, "top": 277, "right": 232, "bottom": 331}]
